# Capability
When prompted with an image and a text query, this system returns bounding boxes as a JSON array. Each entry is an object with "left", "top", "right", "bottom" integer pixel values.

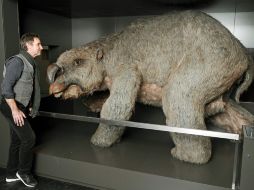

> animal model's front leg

[{"left": 91, "top": 65, "right": 141, "bottom": 147}]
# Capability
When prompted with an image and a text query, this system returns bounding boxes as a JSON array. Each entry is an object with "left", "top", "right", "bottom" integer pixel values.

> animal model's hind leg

[
  {"left": 162, "top": 55, "right": 244, "bottom": 163},
  {"left": 162, "top": 83, "right": 211, "bottom": 164}
]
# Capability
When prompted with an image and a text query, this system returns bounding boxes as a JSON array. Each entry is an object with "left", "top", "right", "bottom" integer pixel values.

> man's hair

[{"left": 20, "top": 33, "right": 40, "bottom": 51}]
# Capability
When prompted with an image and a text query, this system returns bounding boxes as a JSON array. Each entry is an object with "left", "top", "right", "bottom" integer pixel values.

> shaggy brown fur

[{"left": 47, "top": 10, "right": 254, "bottom": 164}]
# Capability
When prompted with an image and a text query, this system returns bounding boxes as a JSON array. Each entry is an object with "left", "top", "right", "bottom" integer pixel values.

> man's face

[{"left": 26, "top": 37, "right": 43, "bottom": 58}]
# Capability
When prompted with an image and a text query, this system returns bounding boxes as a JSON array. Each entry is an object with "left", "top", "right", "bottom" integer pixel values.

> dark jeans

[{"left": 0, "top": 98, "right": 35, "bottom": 175}]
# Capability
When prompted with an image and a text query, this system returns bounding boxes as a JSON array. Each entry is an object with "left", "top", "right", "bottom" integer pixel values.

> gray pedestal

[{"left": 32, "top": 97, "right": 239, "bottom": 190}]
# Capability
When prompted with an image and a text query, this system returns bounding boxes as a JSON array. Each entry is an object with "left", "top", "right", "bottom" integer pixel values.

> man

[{"left": 0, "top": 33, "right": 43, "bottom": 187}]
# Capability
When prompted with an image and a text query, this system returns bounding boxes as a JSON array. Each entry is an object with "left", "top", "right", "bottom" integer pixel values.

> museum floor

[{"left": 0, "top": 167, "right": 97, "bottom": 190}]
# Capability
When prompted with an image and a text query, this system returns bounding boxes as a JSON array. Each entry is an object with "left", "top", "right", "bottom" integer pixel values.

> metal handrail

[
  {"left": 38, "top": 110, "right": 241, "bottom": 190},
  {"left": 38, "top": 111, "right": 240, "bottom": 140}
]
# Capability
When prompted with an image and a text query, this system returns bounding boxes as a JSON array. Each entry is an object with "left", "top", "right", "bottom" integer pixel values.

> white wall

[
  {"left": 72, "top": 12, "right": 254, "bottom": 48},
  {"left": 234, "top": 12, "right": 254, "bottom": 48},
  {"left": 210, "top": 12, "right": 254, "bottom": 48},
  {"left": 72, "top": 16, "right": 139, "bottom": 47},
  {"left": 72, "top": 17, "right": 115, "bottom": 47}
]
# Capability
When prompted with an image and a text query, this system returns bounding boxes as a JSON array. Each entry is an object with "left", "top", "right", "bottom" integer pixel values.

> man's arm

[
  {"left": 2, "top": 57, "right": 24, "bottom": 99},
  {"left": 2, "top": 57, "right": 26, "bottom": 127}
]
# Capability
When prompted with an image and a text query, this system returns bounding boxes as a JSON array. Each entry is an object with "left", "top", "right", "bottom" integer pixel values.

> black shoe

[
  {"left": 6, "top": 174, "right": 20, "bottom": 182},
  {"left": 16, "top": 172, "right": 38, "bottom": 187}
]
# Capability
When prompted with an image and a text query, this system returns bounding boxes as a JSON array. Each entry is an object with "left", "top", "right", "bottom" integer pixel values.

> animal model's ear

[{"left": 96, "top": 48, "right": 104, "bottom": 61}]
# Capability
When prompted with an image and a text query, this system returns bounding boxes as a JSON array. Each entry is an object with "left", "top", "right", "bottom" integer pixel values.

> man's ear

[
  {"left": 96, "top": 48, "right": 104, "bottom": 61},
  {"left": 25, "top": 42, "right": 30, "bottom": 50},
  {"left": 25, "top": 41, "right": 32, "bottom": 51}
]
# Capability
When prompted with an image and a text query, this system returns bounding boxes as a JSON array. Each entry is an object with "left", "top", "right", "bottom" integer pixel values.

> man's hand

[
  {"left": 29, "top": 107, "right": 38, "bottom": 118},
  {"left": 5, "top": 98, "right": 26, "bottom": 127},
  {"left": 12, "top": 108, "right": 26, "bottom": 127}
]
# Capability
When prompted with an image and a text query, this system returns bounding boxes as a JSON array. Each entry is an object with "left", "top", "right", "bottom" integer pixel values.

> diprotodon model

[{"left": 47, "top": 10, "right": 254, "bottom": 164}]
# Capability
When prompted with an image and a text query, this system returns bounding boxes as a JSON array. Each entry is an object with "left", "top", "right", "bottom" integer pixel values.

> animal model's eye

[
  {"left": 74, "top": 59, "right": 85, "bottom": 66},
  {"left": 55, "top": 66, "right": 64, "bottom": 78}
]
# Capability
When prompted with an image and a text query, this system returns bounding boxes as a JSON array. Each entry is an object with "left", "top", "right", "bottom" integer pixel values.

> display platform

[{"left": 32, "top": 96, "right": 244, "bottom": 190}]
